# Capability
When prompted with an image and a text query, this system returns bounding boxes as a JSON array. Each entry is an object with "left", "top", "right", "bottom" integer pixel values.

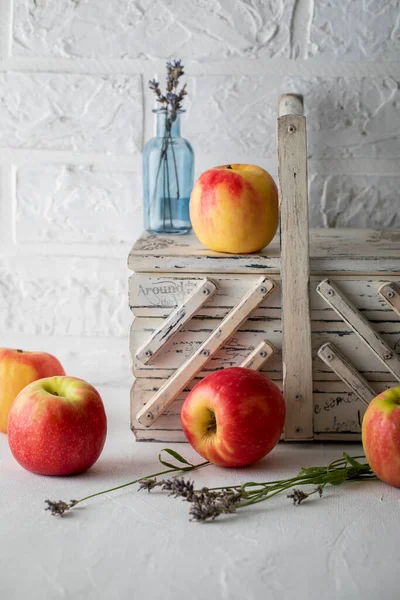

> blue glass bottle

[{"left": 143, "top": 109, "right": 194, "bottom": 234}]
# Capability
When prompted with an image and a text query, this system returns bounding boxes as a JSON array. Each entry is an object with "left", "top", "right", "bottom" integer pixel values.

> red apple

[
  {"left": 362, "top": 386, "right": 400, "bottom": 487},
  {"left": 189, "top": 164, "right": 279, "bottom": 254},
  {"left": 8, "top": 376, "right": 107, "bottom": 476},
  {"left": 180, "top": 367, "right": 285, "bottom": 467},
  {"left": 0, "top": 348, "right": 65, "bottom": 433}
]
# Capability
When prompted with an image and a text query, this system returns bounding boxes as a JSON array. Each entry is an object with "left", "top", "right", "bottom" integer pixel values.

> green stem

[
  {"left": 164, "top": 142, "right": 173, "bottom": 228},
  {"left": 168, "top": 128, "right": 180, "bottom": 200},
  {"left": 150, "top": 136, "right": 167, "bottom": 220},
  {"left": 162, "top": 144, "right": 167, "bottom": 230},
  {"left": 189, "top": 454, "right": 375, "bottom": 516},
  {"left": 73, "top": 460, "right": 209, "bottom": 508}
]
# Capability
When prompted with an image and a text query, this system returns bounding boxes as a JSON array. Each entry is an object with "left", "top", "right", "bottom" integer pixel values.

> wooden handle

[
  {"left": 278, "top": 94, "right": 304, "bottom": 117},
  {"left": 277, "top": 93, "right": 313, "bottom": 440}
]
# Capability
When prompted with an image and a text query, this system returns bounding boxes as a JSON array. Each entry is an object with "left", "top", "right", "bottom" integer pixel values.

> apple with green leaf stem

[
  {"left": 180, "top": 367, "right": 285, "bottom": 467},
  {"left": 362, "top": 386, "right": 400, "bottom": 487},
  {"left": 8, "top": 376, "right": 107, "bottom": 476}
]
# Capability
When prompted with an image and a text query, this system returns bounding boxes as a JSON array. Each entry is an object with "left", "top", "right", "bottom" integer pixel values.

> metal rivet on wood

[
  {"left": 135, "top": 277, "right": 217, "bottom": 364},
  {"left": 317, "top": 279, "right": 400, "bottom": 382},
  {"left": 378, "top": 282, "right": 400, "bottom": 319},
  {"left": 240, "top": 340, "right": 275, "bottom": 371},
  {"left": 136, "top": 276, "right": 276, "bottom": 426},
  {"left": 318, "top": 342, "right": 375, "bottom": 407}
]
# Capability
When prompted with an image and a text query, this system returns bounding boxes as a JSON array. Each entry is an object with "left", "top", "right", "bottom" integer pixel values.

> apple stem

[
  {"left": 206, "top": 410, "right": 217, "bottom": 434},
  {"left": 226, "top": 165, "right": 232, "bottom": 169}
]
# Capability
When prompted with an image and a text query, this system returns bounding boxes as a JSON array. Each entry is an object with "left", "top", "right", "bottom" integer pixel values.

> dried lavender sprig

[
  {"left": 45, "top": 452, "right": 375, "bottom": 522},
  {"left": 152, "top": 478, "right": 245, "bottom": 522},
  {"left": 287, "top": 486, "right": 323, "bottom": 505},
  {"left": 45, "top": 499, "right": 78, "bottom": 516},
  {"left": 149, "top": 59, "right": 187, "bottom": 118},
  {"left": 146, "top": 453, "right": 375, "bottom": 522},
  {"left": 147, "top": 59, "right": 187, "bottom": 222}
]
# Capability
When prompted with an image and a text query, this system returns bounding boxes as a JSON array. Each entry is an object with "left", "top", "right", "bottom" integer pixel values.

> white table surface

[{"left": 1, "top": 386, "right": 400, "bottom": 600}]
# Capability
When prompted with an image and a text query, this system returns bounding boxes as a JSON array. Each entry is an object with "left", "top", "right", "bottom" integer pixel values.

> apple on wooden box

[
  {"left": 181, "top": 367, "right": 285, "bottom": 467},
  {"left": 8, "top": 376, "right": 107, "bottom": 476},
  {"left": 0, "top": 348, "right": 65, "bottom": 433},
  {"left": 189, "top": 164, "right": 278, "bottom": 254}
]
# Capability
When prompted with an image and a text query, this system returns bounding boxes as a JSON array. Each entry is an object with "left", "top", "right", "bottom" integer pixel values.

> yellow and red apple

[
  {"left": 8, "top": 376, "right": 107, "bottom": 476},
  {"left": 0, "top": 348, "right": 65, "bottom": 433},
  {"left": 189, "top": 164, "right": 278, "bottom": 254},
  {"left": 362, "top": 386, "right": 400, "bottom": 487},
  {"left": 180, "top": 367, "right": 285, "bottom": 467}
]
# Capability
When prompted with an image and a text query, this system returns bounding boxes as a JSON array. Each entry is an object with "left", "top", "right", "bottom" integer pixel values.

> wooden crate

[{"left": 128, "top": 95, "right": 400, "bottom": 442}]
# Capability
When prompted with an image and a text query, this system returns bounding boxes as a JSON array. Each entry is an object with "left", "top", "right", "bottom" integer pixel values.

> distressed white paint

[
  {"left": 129, "top": 273, "right": 400, "bottom": 322},
  {"left": 240, "top": 340, "right": 275, "bottom": 370},
  {"left": 131, "top": 375, "right": 397, "bottom": 441},
  {"left": 378, "top": 282, "right": 400, "bottom": 319},
  {"left": 129, "top": 268, "right": 400, "bottom": 441},
  {"left": 317, "top": 279, "right": 400, "bottom": 381},
  {"left": 129, "top": 229, "right": 400, "bottom": 275},
  {"left": 135, "top": 277, "right": 275, "bottom": 427},
  {"left": 317, "top": 342, "right": 375, "bottom": 406},
  {"left": 278, "top": 102, "right": 313, "bottom": 440},
  {"left": 135, "top": 278, "right": 217, "bottom": 364},
  {"left": 278, "top": 93, "right": 304, "bottom": 116}
]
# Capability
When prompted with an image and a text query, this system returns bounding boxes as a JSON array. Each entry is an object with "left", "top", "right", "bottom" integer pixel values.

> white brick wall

[{"left": 0, "top": 0, "right": 399, "bottom": 387}]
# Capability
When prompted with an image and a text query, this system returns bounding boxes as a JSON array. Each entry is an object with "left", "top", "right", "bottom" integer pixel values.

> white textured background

[{"left": 1, "top": 0, "right": 400, "bottom": 390}]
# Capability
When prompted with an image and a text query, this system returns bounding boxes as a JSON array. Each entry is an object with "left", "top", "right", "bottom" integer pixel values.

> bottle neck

[{"left": 156, "top": 111, "right": 182, "bottom": 138}]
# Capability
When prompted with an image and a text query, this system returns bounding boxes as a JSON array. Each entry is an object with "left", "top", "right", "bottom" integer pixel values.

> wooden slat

[
  {"left": 278, "top": 98, "right": 313, "bottom": 440},
  {"left": 136, "top": 276, "right": 275, "bottom": 427},
  {"left": 317, "top": 279, "right": 400, "bottom": 381},
  {"left": 135, "top": 278, "right": 217, "bottom": 363},
  {"left": 128, "top": 229, "right": 400, "bottom": 275},
  {"left": 131, "top": 377, "right": 394, "bottom": 418},
  {"left": 134, "top": 428, "right": 188, "bottom": 443},
  {"left": 131, "top": 377, "right": 396, "bottom": 441},
  {"left": 130, "top": 273, "right": 400, "bottom": 321},
  {"left": 317, "top": 342, "right": 375, "bottom": 406},
  {"left": 240, "top": 340, "right": 275, "bottom": 370},
  {"left": 130, "top": 316, "right": 400, "bottom": 380},
  {"left": 378, "top": 282, "right": 400, "bottom": 318},
  {"left": 313, "top": 433, "right": 362, "bottom": 441}
]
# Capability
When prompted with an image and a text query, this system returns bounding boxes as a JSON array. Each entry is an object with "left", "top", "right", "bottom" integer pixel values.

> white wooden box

[{"left": 128, "top": 95, "right": 400, "bottom": 442}]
